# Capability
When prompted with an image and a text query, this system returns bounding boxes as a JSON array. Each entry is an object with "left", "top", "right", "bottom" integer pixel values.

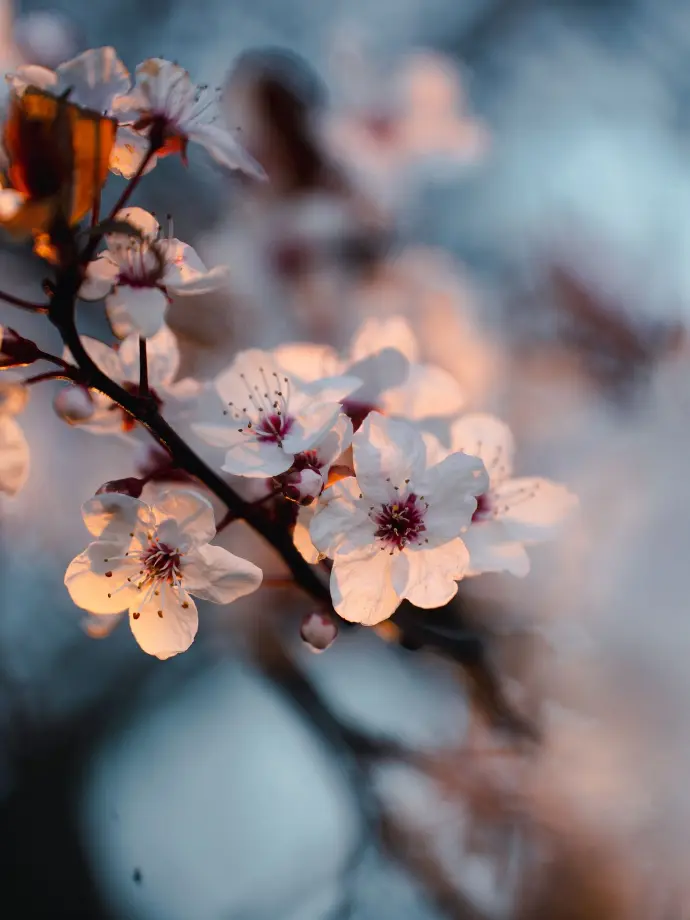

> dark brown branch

[{"left": 0, "top": 290, "right": 49, "bottom": 314}]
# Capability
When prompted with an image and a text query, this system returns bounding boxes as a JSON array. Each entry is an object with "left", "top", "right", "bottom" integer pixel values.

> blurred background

[{"left": 2, "top": 0, "right": 690, "bottom": 918}]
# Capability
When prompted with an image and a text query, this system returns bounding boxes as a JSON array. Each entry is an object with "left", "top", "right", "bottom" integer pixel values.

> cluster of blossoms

[{"left": 0, "top": 46, "right": 578, "bottom": 660}]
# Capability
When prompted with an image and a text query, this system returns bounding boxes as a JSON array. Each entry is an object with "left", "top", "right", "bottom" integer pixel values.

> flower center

[
  {"left": 472, "top": 492, "right": 493, "bottom": 522},
  {"left": 117, "top": 242, "right": 163, "bottom": 289},
  {"left": 140, "top": 540, "right": 183, "bottom": 586},
  {"left": 373, "top": 493, "right": 427, "bottom": 551},
  {"left": 255, "top": 412, "right": 295, "bottom": 444}
]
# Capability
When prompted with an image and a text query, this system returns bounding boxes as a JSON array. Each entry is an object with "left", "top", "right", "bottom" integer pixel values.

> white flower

[
  {"left": 65, "top": 489, "right": 263, "bottom": 658},
  {"left": 9, "top": 46, "right": 130, "bottom": 115},
  {"left": 113, "top": 58, "right": 265, "bottom": 179},
  {"left": 79, "top": 208, "right": 226, "bottom": 338},
  {"left": 446, "top": 414, "right": 579, "bottom": 577},
  {"left": 278, "top": 413, "right": 353, "bottom": 504},
  {"left": 57, "top": 325, "right": 199, "bottom": 436},
  {"left": 309, "top": 412, "right": 488, "bottom": 624},
  {"left": 275, "top": 315, "right": 463, "bottom": 428},
  {"left": 194, "top": 349, "right": 360, "bottom": 478},
  {"left": 0, "top": 377, "right": 29, "bottom": 496}
]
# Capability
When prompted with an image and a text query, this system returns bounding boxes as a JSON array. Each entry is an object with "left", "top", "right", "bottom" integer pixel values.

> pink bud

[
  {"left": 96, "top": 477, "right": 144, "bottom": 499},
  {"left": 283, "top": 468, "right": 324, "bottom": 505},
  {"left": 0, "top": 326, "right": 41, "bottom": 369},
  {"left": 53, "top": 385, "right": 95, "bottom": 424},
  {"left": 300, "top": 611, "right": 338, "bottom": 653}
]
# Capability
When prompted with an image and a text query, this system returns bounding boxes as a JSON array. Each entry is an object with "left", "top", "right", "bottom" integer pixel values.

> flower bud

[
  {"left": 0, "top": 325, "right": 41, "bottom": 369},
  {"left": 96, "top": 477, "right": 144, "bottom": 499},
  {"left": 300, "top": 611, "right": 338, "bottom": 653},
  {"left": 53, "top": 385, "right": 95, "bottom": 424},
  {"left": 283, "top": 468, "right": 324, "bottom": 505}
]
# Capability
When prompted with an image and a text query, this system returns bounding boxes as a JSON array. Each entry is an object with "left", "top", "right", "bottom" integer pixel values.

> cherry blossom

[
  {"left": 194, "top": 349, "right": 360, "bottom": 478},
  {"left": 446, "top": 414, "right": 579, "bottom": 577},
  {"left": 276, "top": 315, "right": 464, "bottom": 429},
  {"left": 57, "top": 325, "right": 199, "bottom": 436},
  {"left": 276, "top": 413, "right": 353, "bottom": 504},
  {"left": 79, "top": 207, "right": 227, "bottom": 338},
  {"left": 65, "top": 489, "right": 263, "bottom": 658},
  {"left": 113, "top": 58, "right": 265, "bottom": 179},
  {"left": 0, "top": 375, "right": 29, "bottom": 496},
  {"left": 309, "top": 412, "right": 488, "bottom": 624},
  {"left": 300, "top": 611, "right": 338, "bottom": 653}
]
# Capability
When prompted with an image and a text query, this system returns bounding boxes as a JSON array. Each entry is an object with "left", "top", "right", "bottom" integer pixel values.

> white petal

[
  {"left": 83, "top": 612, "right": 124, "bottom": 639},
  {"left": 129, "top": 584, "right": 198, "bottom": 659},
  {"left": 106, "top": 285, "right": 168, "bottom": 339},
  {"left": 448, "top": 413, "right": 515, "bottom": 486},
  {"left": 64, "top": 550, "right": 138, "bottom": 614},
  {"left": 112, "top": 206, "right": 160, "bottom": 240},
  {"left": 0, "top": 189, "right": 25, "bottom": 221},
  {"left": 300, "top": 375, "right": 363, "bottom": 404},
  {"left": 65, "top": 335, "right": 125, "bottom": 383},
  {"left": 55, "top": 46, "right": 130, "bottom": 113},
  {"left": 273, "top": 343, "right": 340, "bottom": 384},
  {"left": 346, "top": 347, "right": 409, "bottom": 404},
  {"left": 463, "top": 525, "right": 531, "bottom": 578},
  {"left": 79, "top": 255, "right": 119, "bottom": 301},
  {"left": 214, "top": 349, "right": 287, "bottom": 409},
  {"left": 118, "top": 324, "right": 179, "bottom": 386},
  {"left": 349, "top": 315, "right": 419, "bottom": 363},
  {"left": 330, "top": 548, "right": 400, "bottom": 625},
  {"left": 81, "top": 492, "right": 151, "bottom": 539},
  {"left": 382, "top": 363, "right": 465, "bottom": 420},
  {"left": 166, "top": 265, "right": 228, "bottom": 296},
  {"left": 0, "top": 415, "right": 29, "bottom": 495},
  {"left": 309, "top": 478, "right": 374, "bottom": 557},
  {"left": 151, "top": 489, "right": 216, "bottom": 547},
  {"left": 283, "top": 401, "right": 344, "bottom": 454},
  {"left": 391, "top": 539, "right": 468, "bottom": 608},
  {"left": 314, "top": 413, "right": 354, "bottom": 470},
  {"left": 132, "top": 58, "right": 195, "bottom": 114},
  {"left": 421, "top": 450, "right": 489, "bottom": 543},
  {"left": 183, "top": 544, "right": 262, "bottom": 604},
  {"left": 192, "top": 423, "right": 242, "bottom": 449},
  {"left": 353, "top": 412, "right": 427, "bottom": 503},
  {"left": 9, "top": 65, "right": 57, "bottom": 96},
  {"left": 293, "top": 504, "right": 321, "bottom": 564},
  {"left": 492, "top": 477, "right": 578, "bottom": 544},
  {"left": 221, "top": 436, "right": 292, "bottom": 478},
  {"left": 187, "top": 121, "right": 267, "bottom": 180},
  {"left": 109, "top": 127, "right": 158, "bottom": 177}
]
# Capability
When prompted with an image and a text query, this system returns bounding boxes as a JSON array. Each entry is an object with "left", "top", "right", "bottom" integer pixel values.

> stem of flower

[
  {"left": 0, "top": 290, "right": 49, "bottom": 314},
  {"left": 23, "top": 369, "right": 79, "bottom": 386},
  {"left": 138, "top": 337, "right": 148, "bottom": 397}
]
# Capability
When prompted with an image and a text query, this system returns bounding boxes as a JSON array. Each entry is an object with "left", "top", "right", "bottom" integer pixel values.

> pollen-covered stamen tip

[
  {"left": 136, "top": 539, "right": 184, "bottom": 591},
  {"left": 372, "top": 491, "right": 427, "bottom": 552},
  {"left": 234, "top": 368, "right": 296, "bottom": 444}
]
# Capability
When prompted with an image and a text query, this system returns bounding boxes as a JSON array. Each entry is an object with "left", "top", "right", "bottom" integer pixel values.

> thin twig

[
  {"left": 0, "top": 290, "right": 49, "bottom": 314},
  {"left": 138, "top": 337, "right": 148, "bottom": 397}
]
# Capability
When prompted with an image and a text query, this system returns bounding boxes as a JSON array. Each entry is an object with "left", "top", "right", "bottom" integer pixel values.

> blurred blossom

[
  {"left": 0, "top": 374, "right": 28, "bottom": 495},
  {"left": 13, "top": 10, "right": 79, "bottom": 70},
  {"left": 300, "top": 610, "right": 338, "bottom": 652}
]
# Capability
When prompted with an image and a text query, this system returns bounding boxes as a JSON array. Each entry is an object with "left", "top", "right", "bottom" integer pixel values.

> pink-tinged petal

[
  {"left": 118, "top": 324, "right": 179, "bottom": 386},
  {"left": 109, "top": 127, "right": 159, "bottom": 178},
  {"left": 349, "top": 315, "right": 419, "bottom": 364},
  {"left": 81, "top": 493, "right": 151, "bottom": 539},
  {"left": 463, "top": 524, "right": 531, "bottom": 578},
  {"left": 79, "top": 255, "right": 119, "bottom": 301},
  {"left": 64, "top": 335, "right": 125, "bottom": 383},
  {"left": 183, "top": 544, "right": 262, "bottom": 604},
  {"left": 309, "top": 479, "right": 374, "bottom": 557},
  {"left": 129, "top": 584, "right": 198, "bottom": 659},
  {"left": 353, "top": 412, "right": 427, "bottom": 503},
  {"left": 448, "top": 414, "right": 515, "bottom": 486},
  {"left": 65, "top": 550, "right": 138, "bottom": 614},
  {"left": 221, "top": 437, "right": 292, "bottom": 478},
  {"left": 315, "top": 414, "right": 353, "bottom": 470},
  {"left": 0, "top": 415, "right": 29, "bottom": 495},
  {"left": 0, "top": 189, "right": 24, "bottom": 221},
  {"left": 214, "top": 349, "right": 286, "bottom": 410},
  {"left": 82, "top": 612, "right": 124, "bottom": 639},
  {"left": 186, "top": 122, "right": 267, "bottom": 180},
  {"left": 273, "top": 343, "right": 340, "bottom": 384},
  {"left": 346, "top": 347, "right": 409, "bottom": 404},
  {"left": 152, "top": 489, "right": 216, "bottom": 547},
  {"left": 106, "top": 285, "right": 168, "bottom": 339},
  {"left": 421, "top": 450, "right": 489, "bottom": 543},
  {"left": 192, "top": 423, "right": 243, "bottom": 449},
  {"left": 330, "top": 547, "right": 400, "bottom": 625},
  {"left": 492, "top": 477, "right": 578, "bottom": 544},
  {"left": 282, "top": 401, "right": 344, "bottom": 454},
  {"left": 293, "top": 504, "right": 321, "bottom": 564},
  {"left": 133, "top": 58, "right": 194, "bottom": 113},
  {"left": 382, "top": 363, "right": 465, "bottom": 420},
  {"left": 299, "top": 375, "right": 362, "bottom": 404},
  {"left": 391, "top": 539, "right": 468, "bottom": 608}
]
